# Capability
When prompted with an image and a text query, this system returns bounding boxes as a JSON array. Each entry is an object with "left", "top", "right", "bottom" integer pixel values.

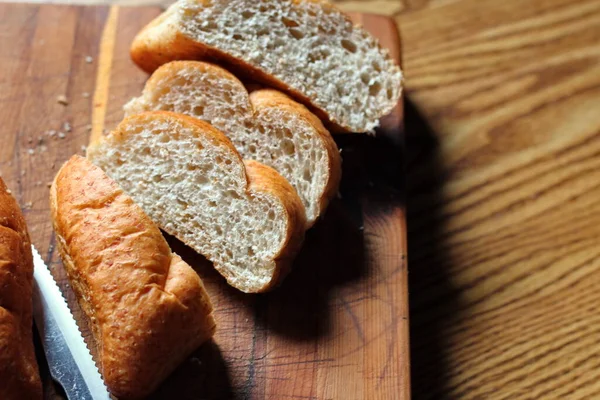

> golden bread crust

[
  {"left": 243, "top": 159, "right": 306, "bottom": 290},
  {"left": 88, "top": 111, "right": 307, "bottom": 292},
  {"left": 248, "top": 88, "right": 342, "bottom": 223},
  {"left": 50, "top": 155, "right": 215, "bottom": 399},
  {"left": 0, "top": 177, "right": 42, "bottom": 400}
]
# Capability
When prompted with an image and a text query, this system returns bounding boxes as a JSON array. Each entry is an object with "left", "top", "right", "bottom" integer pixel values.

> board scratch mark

[
  {"left": 242, "top": 298, "right": 263, "bottom": 400},
  {"left": 90, "top": 5, "right": 118, "bottom": 145},
  {"left": 242, "top": 329, "right": 256, "bottom": 399},
  {"left": 339, "top": 296, "right": 366, "bottom": 344},
  {"left": 267, "top": 358, "right": 335, "bottom": 368},
  {"left": 45, "top": 230, "right": 56, "bottom": 266},
  {"left": 14, "top": 9, "right": 39, "bottom": 203},
  {"left": 377, "top": 313, "right": 398, "bottom": 388}
]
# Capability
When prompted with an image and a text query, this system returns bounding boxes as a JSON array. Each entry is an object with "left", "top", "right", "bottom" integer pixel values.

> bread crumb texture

[
  {"left": 133, "top": 0, "right": 403, "bottom": 132},
  {"left": 87, "top": 112, "right": 306, "bottom": 293},
  {"left": 125, "top": 61, "right": 341, "bottom": 226}
]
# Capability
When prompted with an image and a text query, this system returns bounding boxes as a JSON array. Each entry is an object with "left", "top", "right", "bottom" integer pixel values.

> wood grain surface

[
  {"left": 397, "top": 0, "right": 600, "bottom": 399},
  {"left": 0, "top": 4, "right": 408, "bottom": 400},
  {"left": 3, "top": 0, "right": 597, "bottom": 398}
]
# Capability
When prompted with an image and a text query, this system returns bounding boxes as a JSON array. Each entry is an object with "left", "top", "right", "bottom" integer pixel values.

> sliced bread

[
  {"left": 87, "top": 111, "right": 306, "bottom": 293},
  {"left": 50, "top": 155, "right": 216, "bottom": 399},
  {"left": 130, "top": 0, "right": 403, "bottom": 133},
  {"left": 0, "top": 177, "right": 42, "bottom": 400},
  {"left": 124, "top": 60, "right": 341, "bottom": 227}
]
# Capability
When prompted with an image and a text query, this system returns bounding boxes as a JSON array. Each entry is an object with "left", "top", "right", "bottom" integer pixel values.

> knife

[{"left": 31, "top": 245, "right": 111, "bottom": 400}]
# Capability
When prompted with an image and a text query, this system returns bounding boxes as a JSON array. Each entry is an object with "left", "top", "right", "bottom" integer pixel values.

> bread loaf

[
  {"left": 0, "top": 177, "right": 42, "bottom": 400},
  {"left": 124, "top": 60, "right": 341, "bottom": 227},
  {"left": 50, "top": 155, "right": 216, "bottom": 399},
  {"left": 87, "top": 111, "right": 306, "bottom": 292},
  {"left": 130, "top": 0, "right": 403, "bottom": 133}
]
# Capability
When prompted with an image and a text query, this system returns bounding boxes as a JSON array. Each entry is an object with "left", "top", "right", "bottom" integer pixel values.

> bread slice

[
  {"left": 124, "top": 60, "right": 341, "bottom": 227},
  {"left": 50, "top": 155, "right": 216, "bottom": 399},
  {"left": 87, "top": 111, "right": 306, "bottom": 293},
  {"left": 0, "top": 178, "right": 42, "bottom": 400},
  {"left": 130, "top": 0, "right": 403, "bottom": 133}
]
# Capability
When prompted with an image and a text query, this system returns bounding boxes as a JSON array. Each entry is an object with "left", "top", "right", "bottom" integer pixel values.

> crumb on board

[
  {"left": 6, "top": 189, "right": 11, "bottom": 194},
  {"left": 85, "top": 124, "right": 92, "bottom": 131},
  {"left": 82, "top": 92, "right": 90, "bottom": 98},
  {"left": 23, "top": 201, "right": 33, "bottom": 209},
  {"left": 81, "top": 145, "right": 87, "bottom": 154},
  {"left": 63, "top": 122, "right": 72, "bottom": 132},
  {"left": 189, "top": 357, "right": 202, "bottom": 367},
  {"left": 85, "top": 56, "right": 93, "bottom": 63},
  {"left": 56, "top": 95, "right": 69, "bottom": 105},
  {"left": 58, "top": 132, "right": 66, "bottom": 139},
  {"left": 27, "top": 148, "right": 34, "bottom": 155},
  {"left": 47, "top": 182, "right": 52, "bottom": 188}
]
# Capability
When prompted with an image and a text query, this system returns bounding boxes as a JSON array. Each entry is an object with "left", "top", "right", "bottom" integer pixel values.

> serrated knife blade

[{"left": 31, "top": 245, "right": 111, "bottom": 400}]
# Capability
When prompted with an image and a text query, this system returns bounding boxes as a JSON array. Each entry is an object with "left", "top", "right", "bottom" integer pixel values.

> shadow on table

[
  {"left": 162, "top": 138, "right": 375, "bottom": 397},
  {"left": 258, "top": 196, "right": 366, "bottom": 340},
  {"left": 255, "top": 101, "right": 406, "bottom": 341},
  {"left": 166, "top": 98, "right": 407, "bottom": 396},
  {"left": 167, "top": 169, "right": 369, "bottom": 346},
  {"left": 149, "top": 340, "right": 234, "bottom": 400},
  {"left": 405, "top": 97, "right": 465, "bottom": 400}
]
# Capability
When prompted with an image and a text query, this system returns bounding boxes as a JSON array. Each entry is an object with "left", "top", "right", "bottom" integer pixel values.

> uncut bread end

[{"left": 50, "top": 155, "right": 216, "bottom": 399}]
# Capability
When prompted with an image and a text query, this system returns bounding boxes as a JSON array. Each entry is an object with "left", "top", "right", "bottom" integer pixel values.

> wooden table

[
  {"left": 339, "top": 0, "right": 597, "bottom": 398},
  {"left": 2, "top": 0, "right": 600, "bottom": 398},
  {"left": 397, "top": 1, "right": 600, "bottom": 399}
]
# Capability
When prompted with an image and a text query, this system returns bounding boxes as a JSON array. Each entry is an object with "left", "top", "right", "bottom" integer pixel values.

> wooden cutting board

[{"left": 0, "top": 4, "right": 408, "bottom": 399}]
